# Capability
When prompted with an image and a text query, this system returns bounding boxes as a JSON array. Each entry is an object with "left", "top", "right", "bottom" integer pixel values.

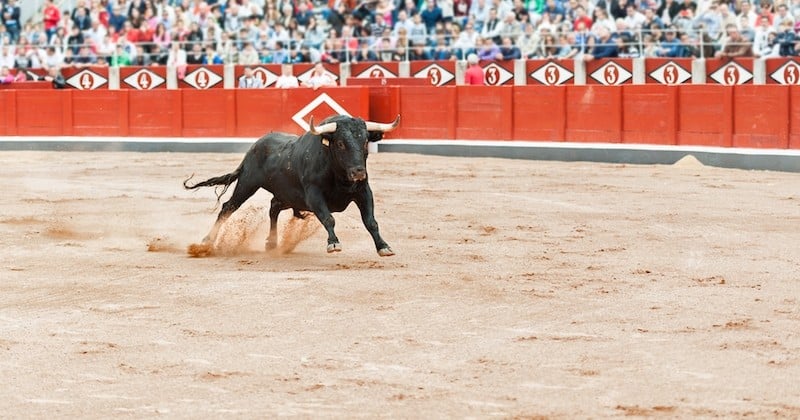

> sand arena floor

[{"left": 0, "top": 150, "right": 799, "bottom": 418}]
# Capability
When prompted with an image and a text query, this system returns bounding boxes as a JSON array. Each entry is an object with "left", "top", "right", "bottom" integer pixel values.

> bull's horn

[
  {"left": 365, "top": 115, "right": 400, "bottom": 132},
  {"left": 308, "top": 116, "right": 337, "bottom": 135}
]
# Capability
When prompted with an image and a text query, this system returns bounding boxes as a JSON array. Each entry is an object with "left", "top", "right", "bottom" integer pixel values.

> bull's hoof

[
  {"left": 327, "top": 243, "right": 342, "bottom": 253},
  {"left": 378, "top": 247, "right": 395, "bottom": 257},
  {"left": 265, "top": 240, "right": 277, "bottom": 251}
]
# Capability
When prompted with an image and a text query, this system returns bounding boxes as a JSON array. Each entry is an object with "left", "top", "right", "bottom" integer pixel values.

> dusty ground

[{"left": 1, "top": 150, "right": 799, "bottom": 418}]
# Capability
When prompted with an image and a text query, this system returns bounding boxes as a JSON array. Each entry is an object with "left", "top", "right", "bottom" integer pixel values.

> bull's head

[{"left": 309, "top": 115, "right": 400, "bottom": 182}]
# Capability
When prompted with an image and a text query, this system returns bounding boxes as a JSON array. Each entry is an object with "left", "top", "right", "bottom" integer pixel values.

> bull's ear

[{"left": 367, "top": 131, "right": 384, "bottom": 143}]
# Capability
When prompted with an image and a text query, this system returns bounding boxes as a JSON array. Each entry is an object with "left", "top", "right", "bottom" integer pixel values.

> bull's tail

[{"left": 183, "top": 167, "right": 242, "bottom": 206}]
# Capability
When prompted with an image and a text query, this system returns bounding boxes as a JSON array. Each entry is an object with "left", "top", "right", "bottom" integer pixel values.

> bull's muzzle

[{"left": 348, "top": 167, "right": 367, "bottom": 182}]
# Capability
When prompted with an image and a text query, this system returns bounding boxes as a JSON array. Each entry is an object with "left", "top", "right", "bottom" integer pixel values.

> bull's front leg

[
  {"left": 304, "top": 187, "right": 341, "bottom": 253},
  {"left": 355, "top": 185, "right": 394, "bottom": 257}
]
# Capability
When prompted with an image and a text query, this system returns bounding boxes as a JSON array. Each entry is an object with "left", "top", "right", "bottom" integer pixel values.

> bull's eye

[{"left": 336, "top": 140, "right": 346, "bottom": 150}]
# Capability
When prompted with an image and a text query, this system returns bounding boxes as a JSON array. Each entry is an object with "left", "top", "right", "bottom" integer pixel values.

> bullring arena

[{"left": 1, "top": 137, "right": 799, "bottom": 417}]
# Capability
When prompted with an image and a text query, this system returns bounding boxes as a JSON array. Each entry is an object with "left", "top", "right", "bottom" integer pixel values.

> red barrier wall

[
  {"left": 513, "top": 85, "right": 565, "bottom": 141},
  {"left": 791, "top": 86, "right": 800, "bottom": 149},
  {"left": 622, "top": 85, "right": 677, "bottom": 145},
  {"left": 455, "top": 86, "right": 513, "bottom": 139},
  {"left": 677, "top": 85, "right": 733, "bottom": 147},
  {"left": 732, "top": 85, "right": 789, "bottom": 149},
  {"left": 565, "top": 85, "right": 622, "bottom": 142},
  {"left": 2, "top": 85, "right": 800, "bottom": 150}
]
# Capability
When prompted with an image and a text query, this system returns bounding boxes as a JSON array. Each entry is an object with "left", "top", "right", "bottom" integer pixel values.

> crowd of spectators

[{"left": 2, "top": 0, "right": 800, "bottom": 81}]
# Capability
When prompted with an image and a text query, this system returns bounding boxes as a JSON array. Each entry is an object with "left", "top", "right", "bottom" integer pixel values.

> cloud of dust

[
  {"left": 184, "top": 207, "right": 320, "bottom": 258},
  {"left": 278, "top": 212, "right": 320, "bottom": 254}
]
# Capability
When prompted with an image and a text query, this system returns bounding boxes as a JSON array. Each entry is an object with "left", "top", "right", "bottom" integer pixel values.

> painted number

[
  {"left": 545, "top": 65, "right": 559, "bottom": 85},
  {"left": 429, "top": 68, "right": 440, "bottom": 86}
]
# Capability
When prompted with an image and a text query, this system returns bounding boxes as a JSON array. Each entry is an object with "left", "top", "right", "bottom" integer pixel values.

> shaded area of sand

[{"left": 1, "top": 150, "right": 799, "bottom": 417}]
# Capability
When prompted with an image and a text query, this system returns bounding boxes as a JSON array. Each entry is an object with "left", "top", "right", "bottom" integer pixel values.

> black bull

[{"left": 183, "top": 115, "right": 400, "bottom": 256}]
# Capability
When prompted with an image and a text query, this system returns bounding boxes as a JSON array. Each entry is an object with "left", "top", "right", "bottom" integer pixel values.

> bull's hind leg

[
  {"left": 202, "top": 181, "right": 260, "bottom": 246},
  {"left": 265, "top": 197, "right": 286, "bottom": 250}
]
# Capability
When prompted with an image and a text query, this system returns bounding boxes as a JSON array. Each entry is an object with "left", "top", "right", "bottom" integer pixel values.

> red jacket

[{"left": 465, "top": 65, "right": 485, "bottom": 85}]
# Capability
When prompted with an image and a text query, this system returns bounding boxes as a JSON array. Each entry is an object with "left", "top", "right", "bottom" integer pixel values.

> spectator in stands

[
  {"left": 41, "top": 46, "right": 63, "bottom": 70},
  {"left": 452, "top": 21, "right": 479, "bottom": 58},
  {"left": 775, "top": 19, "right": 796, "bottom": 56},
  {"left": 498, "top": 11, "right": 522, "bottom": 41},
  {"left": 167, "top": 40, "right": 187, "bottom": 77},
  {"left": 305, "top": 17, "right": 327, "bottom": 49},
  {"left": 303, "top": 62, "right": 336, "bottom": 89},
  {"left": 72, "top": 5, "right": 92, "bottom": 32},
  {"left": 66, "top": 26, "right": 85, "bottom": 55},
  {"left": 109, "top": 43, "right": 133, "bottom": 67},
  {"left": 275, "top": 63, "right": 300, "bottom": 88},
  {"left": 477, "top": 36, "right": 500, "bottom": 59},
  {"left": 464, "top": 53, "right": 484, "bottom": 84},
  {"left": 376, "top": 37, "right": 394, "bottom": 61},
  {"left": 583, "top": 25, "right": 619, "bottom": 61},
  {"left": 1, "top": 0, "right": 21, "bottom": 44},
  {"left": 656, "top": 27, "right": 683, "bottom": 56},
  {"left": 42, "top": 65, "right": 66, "bottom": 88},
  {"left": 715, "top": 23, "right": 754, "bottom": 57},
  {"left": 0, "top": 66, "right": 20, "bottom": 84},
  {"left": 43, "top": 0, "right": 61, "bottom": 42},
  {"left": 498, "top": 36, "right": 521, "bottom": 59},
  {"left": 74, "top": 45, "right": 97, "bottom": 67},
  {"left": 354, "top": 42, "right": 379, "bottom": 61},
  {"left": 517, "top": 22, "right": 536, "bottom": 58},
  {"left": 773, "top": 3, "right": 795, "bottom": 32},
  {"left": 421, "top": 0, "right": 444, "bottom": 33},
  {"left": 271, "top": 41, "right": 290, "bottom": 63},
  {"left": 238, "top": 66, "right": 264, "bottom": 88},
  {"left": 481, "top": 8, "right": 502, "bottom": 43},
  {"left": 409, "top": 13, "right": 428, "bottom": 45},
  {"left": 432, "top": 36, "right": 453, "bottom": 60},
  {"left": 202, "top": 45, "right": 224, "bottom": 64},
  {"left": 131, "top": 44, "right": 152, "bottom": 66},
  {"left": 658, "top": 0, "right": 682, "bottom": 23},
  {"left": 239, "top": 42, "right": 260, "bottom": 64},
  {"left": 454, "top": 0, "right": 471, "bottom": 25},
  {"left": 186, "top": 43, "right": 205, "bottom": 64},
  {"left": 409, "top": 41, "right": 432, "bottom": 60}
]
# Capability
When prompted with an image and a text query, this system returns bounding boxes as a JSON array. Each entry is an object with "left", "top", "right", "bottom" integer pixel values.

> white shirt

[{"left": 275, "top": 74, "right": 299, "bottom": 88}]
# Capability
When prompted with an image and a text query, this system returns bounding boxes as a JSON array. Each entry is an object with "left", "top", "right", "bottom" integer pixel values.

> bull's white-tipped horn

[
  {"left": 364, "top": 115, "right": 401, "bottom": 132},
  {"left": 308, "top": 116, "right": 337, "bottom": 135}
]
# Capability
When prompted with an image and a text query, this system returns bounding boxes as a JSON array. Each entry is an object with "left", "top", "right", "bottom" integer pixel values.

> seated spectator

[
  {"left": 239, "top": 42, "right": 260, "bottom": 65},
  {"left": 353, "top": 43, "right": 378, "bottom": 62},
  {"left": 775, "top": 20, "right": 796, "bottom": 56},
  {"left": 40, "top": 46, "right": 63, "bottom": 70},
  {"left": 238, "top": 67, "right": 264, "bottom": 88},
  {"left": 73, "top": 46, "right": 97, "bottom": 68},
  {"left": 271, "top": 41, "right": 290, "bottom": 64},
  {"left": 656, "top": 28, "right": 683, "bottom": 56},
  {"left": 0, "top": 66, "right": 21, "bottom": 84},
  {"left": 275, "top": 63, "right": 299, "bottom": 88},
  {"left": 303, "top": 62, "right": 337, "bottom": 90},
  {"left": 376, "top": 37, "right": 395, "bottom": 61},
  {"left": 167, "top": 41, "right": 187, "bottom": 77},
  {"left": 202, "top": 46, "right": 223, "bottom": 64},
  {"left": 42, "top": 65, "right": 66, "bottom": 89},
  {"left": 409, "top": 42, "right": 432, "bottom": 60},
  {"left": 131, "top": 45, "right": 152, "bottom": 66},
  {"left": 477, "top": 36, "right": 500, "bottom": 60},
  {"left": 431, "top": 37, "right": 453, "bottom": 60},
  {"left": 583, "top": 25, "right": 618, "bottom": 61},
  {"left": 109, "top": 43, "right": 133, "bottom": 67},
  {"left": 186, "top": 43, "right": 205, "bottom": 64},
  {"left": 715, "top": 23, "right": 754, "bottom": 57},
  {"left": 66, "top": 26, "right": 84, "bottom": 55},
  {"left": 498, "top": 36, "right": 521, "bottom": 59}
]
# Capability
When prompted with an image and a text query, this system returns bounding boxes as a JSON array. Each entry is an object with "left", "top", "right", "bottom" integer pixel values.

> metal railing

[{"left": 0, "top": 29, "right": 771, "bottom": 71}]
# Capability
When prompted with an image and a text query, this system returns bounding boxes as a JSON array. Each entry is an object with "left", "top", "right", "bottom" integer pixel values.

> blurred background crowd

[{"left": 2, "top": 0, "right": 800, "bottom": 77}]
